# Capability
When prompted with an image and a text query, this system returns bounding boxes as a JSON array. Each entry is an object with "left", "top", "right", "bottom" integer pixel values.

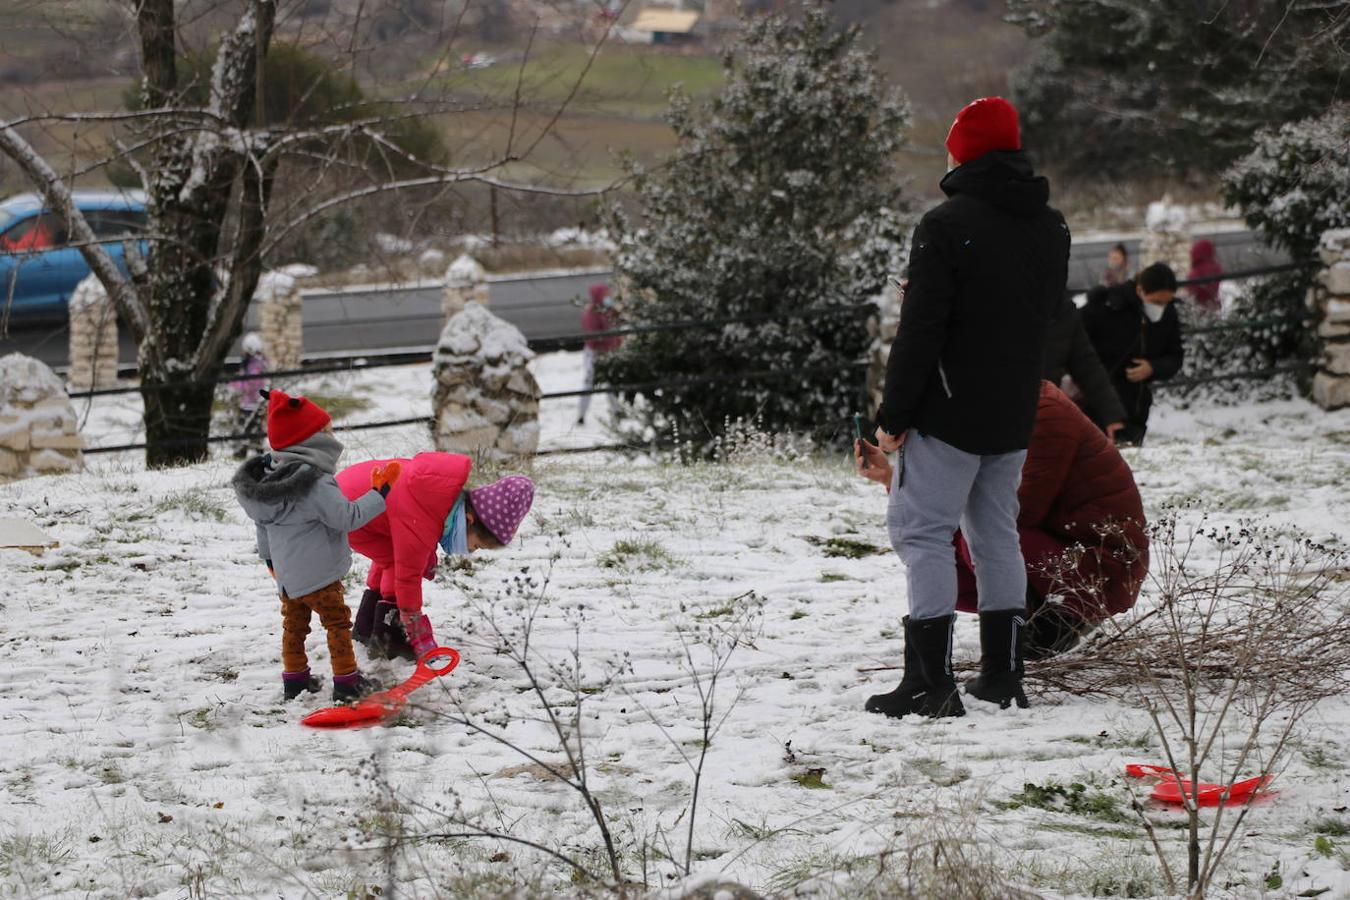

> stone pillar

[
  {"left": 0, "top": 353, "right": 85, "bottom": 483},
  {"left": 866, "top": 282, "right": 903, "bottom": 416},
  {"left": 1138, "top": 197, "right": 1192, "bottom": 276},
  {"left": 256, "top": 270, "right": 303, "bottom": 372},
  {"left": 66, "top": 275, "right": 119, "bottom": 391},
  {"left": 1310, "top": 228, "right": 1350, "bottom": 410},
  {"left": 442, "top": 254, "right": 489, "bottom": 321},
  {"left": 432, "top": 302, "right": 540, "bottom": 460}
]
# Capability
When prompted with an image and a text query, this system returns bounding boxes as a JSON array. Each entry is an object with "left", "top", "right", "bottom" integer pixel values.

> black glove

[{"left": 1025, "top": 607, "right": 1087, "bottom": 661}]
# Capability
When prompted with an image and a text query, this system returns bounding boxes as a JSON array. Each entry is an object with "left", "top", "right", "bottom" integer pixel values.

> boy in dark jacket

[
  {"left": 869, "top": 97, "right": 1070, "bottom": 719},
  {"left": 1081, "top": 263, "right": 1184, "bottom": 446},
  {"left": 233, "top": 390, "right": 401, "bottom": 702},
  {"left": 1043, "top": 295, "right": 1127, "bottom": 439}
]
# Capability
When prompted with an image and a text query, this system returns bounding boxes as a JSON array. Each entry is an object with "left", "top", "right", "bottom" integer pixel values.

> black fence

[{"left": 74, "top": 259, "right": 1319, "bottom": 456}]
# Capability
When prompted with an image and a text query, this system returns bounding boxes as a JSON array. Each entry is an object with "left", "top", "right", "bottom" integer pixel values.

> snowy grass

[{"left": 3, "top": 360, "right": 1350, "bottom": 897}]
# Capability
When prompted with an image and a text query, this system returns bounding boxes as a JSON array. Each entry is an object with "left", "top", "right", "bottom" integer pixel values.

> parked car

[{"left": 0, "top": 190, "right": 148, "bottom": 324}]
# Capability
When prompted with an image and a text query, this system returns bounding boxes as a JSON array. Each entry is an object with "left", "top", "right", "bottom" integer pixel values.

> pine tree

[
  {"left": 1007, "top": 0, "right": 1347, "bottom": 176},
  {"left": 600, "top": 7, "right": 910, "bottom": 451}
]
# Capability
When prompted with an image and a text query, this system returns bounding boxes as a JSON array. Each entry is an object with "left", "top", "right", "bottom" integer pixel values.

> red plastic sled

[
  {"left": 1125, "top": 763, "right": 1272, "bottom": 806},
  {"left": 301, "top": 647, "right": 461, "bottom": 729}
]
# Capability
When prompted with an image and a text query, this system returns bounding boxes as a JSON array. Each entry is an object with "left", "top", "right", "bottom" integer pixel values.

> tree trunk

[{"left": 142, "top": 378, "right": 217, "bottom": 467}]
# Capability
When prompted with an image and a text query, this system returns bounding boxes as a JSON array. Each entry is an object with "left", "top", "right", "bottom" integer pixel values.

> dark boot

[
  {"left": 332, "top": 671, "right": 380, "bottom": 703},
  {"left": 965, "top": 609, "right": 1030, "bottom": 709},
  {"left": 370, "top": 601, "right": 415, "bottom": 661},
  {"left": 283, "top": 669, "right": 323, "bottom": 701},
  {"left": 1024, "top": 606, "right": 1087, "bottom": 661},
  {"left": 353, "top": 589, "right": 381, "bottom": 645},
  {"left": 865, "top": 615, "right": 965, "bottom": 719}
]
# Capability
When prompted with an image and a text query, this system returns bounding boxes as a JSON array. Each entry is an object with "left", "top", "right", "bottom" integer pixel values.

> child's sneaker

[
  {"left": 283, "top": 670, "right": 323, "bottom": 701},
  {"left": 332, "top": 672, "right": 380, "bottom": 703}
]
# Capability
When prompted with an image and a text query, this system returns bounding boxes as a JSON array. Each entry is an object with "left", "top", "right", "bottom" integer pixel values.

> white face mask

[{"left": 1143, "top": 301, "right": 1166, "bottom": 323}]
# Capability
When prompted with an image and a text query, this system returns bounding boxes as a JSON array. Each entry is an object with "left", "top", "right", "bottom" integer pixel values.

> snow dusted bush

[
  {"left": 1223, "top": 104, "right": 1350, "bottom": 262},
  {"left": 601, "top": 7, "right": 910, "bottom": 453},
  {"left": 1173, "top": 104, "right": 1350, "bottom": 401}
]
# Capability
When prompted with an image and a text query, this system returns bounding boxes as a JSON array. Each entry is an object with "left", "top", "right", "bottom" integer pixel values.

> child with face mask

[{"left": 233, "top": 390, "right": 400, "bottom": 703}]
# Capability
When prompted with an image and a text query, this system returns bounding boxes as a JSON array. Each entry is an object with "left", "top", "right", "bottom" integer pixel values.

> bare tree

[{"left": 0, "top": 0, "right": 618, "bottom": 466}]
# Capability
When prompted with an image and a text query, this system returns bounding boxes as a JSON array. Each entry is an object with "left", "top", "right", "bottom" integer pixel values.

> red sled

[
  {"left": 301, "top": 647, "right": 461, "bottom": 729},
  {"left": 1125, "top": 763, "right": 1272, "bottom": 806}
]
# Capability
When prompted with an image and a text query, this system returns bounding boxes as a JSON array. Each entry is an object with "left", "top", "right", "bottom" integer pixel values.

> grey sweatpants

[{"left": 887, "top": 430, "right": 1028, "bottom": 619}]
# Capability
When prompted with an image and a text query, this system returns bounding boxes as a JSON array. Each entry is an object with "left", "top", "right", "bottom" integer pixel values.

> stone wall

[
  {"left": 1310, "top": 228, "right": 1350, "bottom": 410},
  {"left": 1138, "top": 198, "right": 1192, "bottom": 276},
  {"left": 0, "top": 353, "right": 86, "bottom": 483},
  {"left": 432, "top": 302, "right": 540, "bottom": 460},
  {"left": 442, "top": 254, "right": 490, "bottom": 321},
  {"left": 256, "top": 270, "right": 303, "bottom": 371},
  {"left": 66, "top": 275, "right": 119, "bottom": 391}
]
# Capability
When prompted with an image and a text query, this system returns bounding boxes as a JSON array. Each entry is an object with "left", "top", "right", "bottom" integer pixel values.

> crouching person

[
  {"left": 857, "top": 382, "right": 1149, "bottom": 664},
  {"left": 233, "top": 390, "right": 399, "bottom": 703},
  {"left": 336, "top": 452, "right": 534, "bottom": 663}
]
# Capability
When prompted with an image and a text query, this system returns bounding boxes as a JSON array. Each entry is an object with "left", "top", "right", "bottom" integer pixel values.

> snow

[
  {"left": 66, "top": 275, "right": 108, "bottom": 315},
  {"left": 0, "top": 352, "right": 67, "bottom": 406},
  {"left": 1144, "top": 199, "right": 1189, "bottom": 233},
  {"left": 435, "top": 301, "right": 533, "bottom": 367},
  {"left": 443, "top": 253, "right": 487, "bottom": 288},
  {"left": 3, "top": 358, "right": 1350, "bottom": 897}
]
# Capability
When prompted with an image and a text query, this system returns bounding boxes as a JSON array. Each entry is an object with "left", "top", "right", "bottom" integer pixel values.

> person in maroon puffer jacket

[
  {"left": 1186, "top": 238, "right": 1223, "bottom": 316},
  {"left": 858, "top": 381, "right": 1149, "bottom": 658}
]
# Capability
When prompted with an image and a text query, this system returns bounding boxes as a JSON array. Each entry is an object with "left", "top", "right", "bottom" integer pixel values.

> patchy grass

[
  {"left": 804, "top": 535, "right": 888, "bottom": 559},
  {"left": 303, "top": 392, "right": 373, "bottom": 422},
  {"left": 791, "top": 768, "right": 830, "bottom": 790},
  {"left": 153, "top": 489, "right": 232, "bottom": 524},
  {"left": 597, "top": 538, "right": 674, "bottom": 571},
  {"left": 1003, "top": 779, "right": 1131, "bottom": 825}
]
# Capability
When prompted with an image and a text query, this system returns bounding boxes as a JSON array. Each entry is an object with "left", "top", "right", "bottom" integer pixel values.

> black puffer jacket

[
  {"left": 1080, "top": 280, "right": 1184, "bottom": 430},
  {"left": 877, "top": 151, "right": 1071, "bottom": 455},
  {"left": 1043, "top": 295, "right": 1128, "bottom": 429}
]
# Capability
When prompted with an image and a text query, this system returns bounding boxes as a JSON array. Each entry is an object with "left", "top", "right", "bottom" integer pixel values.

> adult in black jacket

[
  {"left": 1043, "top": 296, "right": 1127, "bottom": 439},
  {"left": 1080, "top": 263, "right": 1184, "bottom": 446},
  {"left": 868, "top": 97, "right": 1070, "bottom": 721}
]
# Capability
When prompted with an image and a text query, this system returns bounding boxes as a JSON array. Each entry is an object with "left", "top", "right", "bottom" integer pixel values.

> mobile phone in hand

[{"left": 852, "top": 414, "right": 868, "bottom": 468}]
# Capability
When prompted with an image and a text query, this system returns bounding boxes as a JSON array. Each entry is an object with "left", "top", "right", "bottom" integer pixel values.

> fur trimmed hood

[{"left": 232, "top": 455, "right": 323, "bottom": 505}]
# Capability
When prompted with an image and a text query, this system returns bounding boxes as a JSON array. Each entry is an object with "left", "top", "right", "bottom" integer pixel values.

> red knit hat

[
  {"left": 945, "top": 97, "right": 1021, "bottom": 166},
  {"left": 263, "top": 389, "right": 332, "bottom": 450}
]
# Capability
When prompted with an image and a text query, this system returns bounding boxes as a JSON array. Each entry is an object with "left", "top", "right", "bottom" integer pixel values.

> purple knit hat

[{"left": 468, "top": 476, "right": 535, "bottom": 545}]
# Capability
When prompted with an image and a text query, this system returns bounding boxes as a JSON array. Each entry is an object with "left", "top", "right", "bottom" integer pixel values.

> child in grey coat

[{"left": 233, "top": 390, "right": 401, "bottom": 702}]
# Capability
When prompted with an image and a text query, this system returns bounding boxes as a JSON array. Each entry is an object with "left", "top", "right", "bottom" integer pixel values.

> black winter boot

[
  {"left": 369, "top": 601, "right": 415, "bottom": 661},
  {"left": 332, "top": 672, "right": 381, "bottom": 703},
  {"left": 865, "top": 615, "right": 965, "bottom": 719},
  {"left": 353, "top": 589, "right": 381, "bottom": 645},
  {"left": 283, "top": 670, "right": 323, "bottom": 701},
  {"left": 965, "top": 609, "right": 1030, "bottom": 709}
]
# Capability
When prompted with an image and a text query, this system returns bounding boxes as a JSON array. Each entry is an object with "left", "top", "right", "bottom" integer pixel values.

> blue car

[{"left": 0, "top": 191, "right": 148, "bottom": 324}]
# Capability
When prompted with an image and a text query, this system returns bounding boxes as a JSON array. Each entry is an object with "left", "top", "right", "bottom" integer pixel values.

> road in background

[{"left": 1, "top": 230, "right": 1288, "bottom": 371}]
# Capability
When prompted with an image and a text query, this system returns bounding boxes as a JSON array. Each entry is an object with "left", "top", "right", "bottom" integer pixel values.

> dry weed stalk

[{"left": 1026, "top": 507, "right": 1350, "bottom": 897}]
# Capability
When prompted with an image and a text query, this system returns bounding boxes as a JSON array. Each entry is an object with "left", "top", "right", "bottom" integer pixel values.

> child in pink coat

[{"left": 335, "top": 452, "right": 534, "bottom": 661}]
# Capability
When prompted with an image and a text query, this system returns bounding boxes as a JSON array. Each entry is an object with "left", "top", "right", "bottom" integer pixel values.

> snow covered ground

[{"left": 3, "top": 354, "right": 1350, "bottom": 899}]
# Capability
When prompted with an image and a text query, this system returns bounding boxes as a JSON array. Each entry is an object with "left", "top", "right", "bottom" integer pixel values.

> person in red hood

[
  {"left": 1186, "top": 239, "right": 1223, "bottom": 315},
  {"left": 336, "top": 452, "right": 535, "bottom": 662},
  {"left": 857, "top": 381, "right": 1148, "bottom": 660},
  {"left": 578, "top": 283, "right": 621, "bottom": 426}
]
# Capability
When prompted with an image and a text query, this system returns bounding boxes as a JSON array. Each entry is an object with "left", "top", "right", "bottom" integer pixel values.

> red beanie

[
  {"left": 264, "top": 389, "right": 331, "bottom": 450},
  {"left": 945, "top": 97, "right": 1021, "bottom": 166}
]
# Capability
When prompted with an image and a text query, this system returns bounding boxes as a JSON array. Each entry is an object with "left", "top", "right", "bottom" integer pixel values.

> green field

[{"left": 439, "top": 42, "right": 725, "bottom": 120}]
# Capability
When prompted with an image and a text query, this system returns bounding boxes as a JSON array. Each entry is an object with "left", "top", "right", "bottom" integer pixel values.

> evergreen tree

[
  {"left": 1007, "top": 0, "right": 1347, "bottom": 176},
  {"left": 601, "top": 7, "right": 910, "bottom": 451}
]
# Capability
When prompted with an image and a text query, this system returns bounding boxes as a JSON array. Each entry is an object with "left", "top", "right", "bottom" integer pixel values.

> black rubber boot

[
  {"left": 370, "top": 601, "right": 415, "bottom": 662},
  {"left": 965, "top": 609, "right": 1030, "bottom": 709},
  {"left": 353, "top": 589, "right": 381, "bottom": 645},
  {"left": 1024, "top": 606, "right": 1087, "bottom": 661},
  {"left": 865, "top": 615, "right": 965, "bottom": 719},
  {"left": 283, "top": 672, "right": 323, "bottom": 701},
  {"left": 333, "top": 672, "right": 380, "bottom": 703}
]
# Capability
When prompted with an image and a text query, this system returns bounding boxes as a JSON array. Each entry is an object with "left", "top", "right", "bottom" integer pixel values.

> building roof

[{"left": 630, "top": 9, "right": 701, "bottom": 33}]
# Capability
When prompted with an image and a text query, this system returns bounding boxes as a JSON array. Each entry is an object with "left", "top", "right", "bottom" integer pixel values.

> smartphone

[{"left": 852, "top": 414, "right": 868, "bottom": 468}]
